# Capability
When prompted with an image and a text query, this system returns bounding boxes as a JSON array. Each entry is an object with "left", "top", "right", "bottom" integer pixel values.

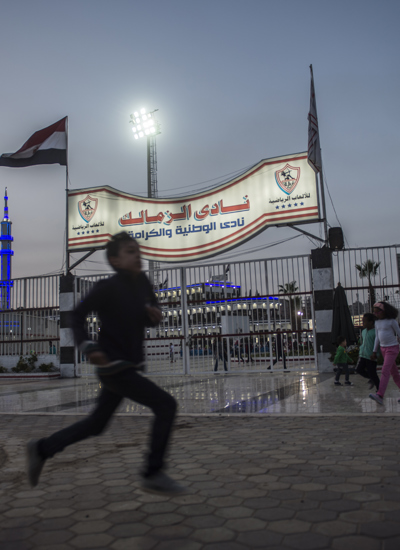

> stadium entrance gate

[{"left": 77, "top": 254, "right": 316, "bottom": 376}]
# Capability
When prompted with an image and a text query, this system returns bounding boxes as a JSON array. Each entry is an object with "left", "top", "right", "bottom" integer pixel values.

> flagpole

[
  {"left": 65, "top": 117, "right": 69, "bottom": 274},
  {"left": 308, "top": 65, "right": 328, "bottom": 246},
  {"left": 318, "top": 161, "right": 328, "bottom": 246}
]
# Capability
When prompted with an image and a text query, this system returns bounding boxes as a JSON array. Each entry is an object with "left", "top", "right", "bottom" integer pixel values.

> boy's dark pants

[
  {"left": 335, "top": 362, "right": 350, "bottom": 382},
  {"left": 38, "top": 369, "right": 177, "bottom": 477},
  {"left": 356, "top": 357, "right": 380, "bottom": 390}
]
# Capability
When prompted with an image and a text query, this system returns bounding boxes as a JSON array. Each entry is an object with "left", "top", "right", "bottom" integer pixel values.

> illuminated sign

[{"left": 68, "top": 152, "right": 319, "bottom": 262}]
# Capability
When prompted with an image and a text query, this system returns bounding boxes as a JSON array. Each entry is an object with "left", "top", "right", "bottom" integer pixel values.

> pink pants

[{"left": 377, "top": 345, "right": 400, "bottom": 398}]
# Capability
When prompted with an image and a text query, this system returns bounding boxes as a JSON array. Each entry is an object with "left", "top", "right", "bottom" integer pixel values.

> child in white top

[{"left": 369, "top": 301, "right": 400, "bottom": 405}]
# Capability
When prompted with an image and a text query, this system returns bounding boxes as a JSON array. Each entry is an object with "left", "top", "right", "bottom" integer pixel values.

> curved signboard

[{"left": 68, "top": 151, "right": 319, "bottom": 262}]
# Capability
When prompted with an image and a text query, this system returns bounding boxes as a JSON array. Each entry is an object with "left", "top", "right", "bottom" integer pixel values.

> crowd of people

[{"left": 333, "top": 301, "right": 400, "bottom": 406}]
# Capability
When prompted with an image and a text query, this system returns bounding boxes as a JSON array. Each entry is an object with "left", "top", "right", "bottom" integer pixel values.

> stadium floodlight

[{"left": 129, "top": 108, "right": 160, "bottom": 140}]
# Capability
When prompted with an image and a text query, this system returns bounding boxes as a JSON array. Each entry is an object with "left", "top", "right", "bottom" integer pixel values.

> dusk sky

[{"left": 0, "top": 0, "right": 399, "bottom": 278}]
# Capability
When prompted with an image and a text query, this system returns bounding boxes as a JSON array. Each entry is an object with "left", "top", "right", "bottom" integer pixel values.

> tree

[
  {"left": 278, "top": 281, "right": 302, "bottom": 332},
  {"left": 355, "top": 260, "right": 381, "bottom": 311}
]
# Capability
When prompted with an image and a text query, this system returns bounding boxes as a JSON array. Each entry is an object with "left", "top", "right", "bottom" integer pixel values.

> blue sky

[{"left": 0, "top": 0, "right": 399, "bottom": 277}]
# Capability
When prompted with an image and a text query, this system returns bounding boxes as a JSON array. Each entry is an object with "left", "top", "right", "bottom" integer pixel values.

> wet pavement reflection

[{"left": 2, "top": 371, "right": 400, "bottom": 416}]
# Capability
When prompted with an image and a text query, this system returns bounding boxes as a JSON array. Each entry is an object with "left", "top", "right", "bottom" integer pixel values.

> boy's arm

[
  {"left": 333, "top": 347, "right": 341, "bottom": 365},
  {"left": 372, "top": 331, "right": 380, "bottom": 357}
]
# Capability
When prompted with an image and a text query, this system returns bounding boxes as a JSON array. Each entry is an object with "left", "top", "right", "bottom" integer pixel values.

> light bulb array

[{"left": 129, "top": 108, "right": 159, "bottom": 139}]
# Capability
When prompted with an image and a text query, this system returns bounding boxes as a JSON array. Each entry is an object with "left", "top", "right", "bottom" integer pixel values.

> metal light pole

[{"left": 129, "top": 108, "right": 161, "bottom": 287}]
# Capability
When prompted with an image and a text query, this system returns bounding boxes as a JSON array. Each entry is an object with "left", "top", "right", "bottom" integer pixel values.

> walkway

[{"left": 1, "top": 372, "right": 400, "bottom": 549}]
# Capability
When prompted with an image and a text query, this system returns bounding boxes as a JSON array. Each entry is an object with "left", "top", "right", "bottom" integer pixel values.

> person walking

[
  {"left": 213, "top": 337, "right": 228, "bottom": 373},
  {"left": 273, "top": 328, "right": 288, "bottom": 370},
  {"left": 356, "top": 313, "right": 380, "bottom": 391},
  {"left": 333, "top": 335, "right": 354, "bottom": 386},
  {"left": 234, "top": 333, "right": 245, "bottom": 364},
  {"left": 369, "top": 301, "right": 400, "bottom": 405},
  {"left": 26, "top": 232, "right": 185, "bottom": 495}
]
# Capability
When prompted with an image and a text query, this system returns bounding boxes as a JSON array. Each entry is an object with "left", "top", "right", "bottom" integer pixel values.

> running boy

[
  {"left": 27, "top": 232, "right": 184, "bottom": 495},
  {"left": 356, "top": 313, "right": 379, "bottom": 391},
  {"left": 333, "top": 335, "right": 354, "bottom": 386}
]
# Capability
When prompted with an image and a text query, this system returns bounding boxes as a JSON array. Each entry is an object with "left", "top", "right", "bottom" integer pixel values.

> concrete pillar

[
  {"left": 59, "top": 273, "right": 79, "bottom": 378},
  {"left": 311, "top": 247, "right": 334, "bottom": 372}
]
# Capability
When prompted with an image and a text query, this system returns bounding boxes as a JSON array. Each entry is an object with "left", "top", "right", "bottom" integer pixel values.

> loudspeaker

[{"left": 329, "top": 227, "right": 344, "bottom": 250}]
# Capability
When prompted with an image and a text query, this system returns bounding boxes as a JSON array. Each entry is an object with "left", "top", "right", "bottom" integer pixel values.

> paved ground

[{"left": 1, "top": 373, "right": 400, "bottom": 549}]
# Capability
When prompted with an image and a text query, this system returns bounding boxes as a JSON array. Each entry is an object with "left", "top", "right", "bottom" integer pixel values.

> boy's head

[
  {"left": 362, "top": 313, "right": 375, "bottom": 329},
  {"left": 106, "top": 232, "right": 141, "bottom": 275},
  {"left": 336, "top": 335, "right": 346, "bottom": 347}
]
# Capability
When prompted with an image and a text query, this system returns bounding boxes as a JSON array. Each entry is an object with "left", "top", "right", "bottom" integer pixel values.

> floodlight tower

[
  {"left": 129, "top": 108, "right": 161, "bottom": 287},
  {"left": 0, "top": 188, "right": 13, "bottom": 310}
]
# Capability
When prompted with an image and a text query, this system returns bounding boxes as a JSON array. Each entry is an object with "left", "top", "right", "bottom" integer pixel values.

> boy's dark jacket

[{"left": 73, "top": 270, "right": 160, "bottom": 374}]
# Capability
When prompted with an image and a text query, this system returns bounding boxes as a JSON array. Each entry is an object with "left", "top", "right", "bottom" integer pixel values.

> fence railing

[
  {"left": 332, "top": 245, "right": 400, "bottom": 330},
  {"left": 0, "top": 274, "right": 61, "bottom": 358},
  {"left": 4, "top": 245, "right": 398, "bottom": 373},
  {"left": 78, "top": 254, "right": 316, "bottom": 375}
]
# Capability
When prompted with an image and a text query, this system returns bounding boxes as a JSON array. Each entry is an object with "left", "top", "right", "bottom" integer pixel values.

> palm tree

[
  {"left": 278, "top": 281, "right": 302, "bottom": 332},
  {"left": 355, "top": 260, "right": 381, "bottom": 310}
]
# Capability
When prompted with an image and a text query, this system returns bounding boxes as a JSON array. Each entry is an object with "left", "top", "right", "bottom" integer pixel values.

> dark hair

[
  {"left": 106, "top": 232, "right": 138, "bottom": 261},
  {"left": 378, "top": 301, "right": 399, "bottom": 320},
  {"left": 336, "top": 335, "right": 346, "bottom": 346},
  {"left": 363, "top": 313, "right": 375, "bottom": 325}
]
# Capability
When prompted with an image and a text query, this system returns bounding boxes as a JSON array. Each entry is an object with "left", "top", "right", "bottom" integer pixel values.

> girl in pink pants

[{"left": 369, "top": 302, "right": 400, "bottom": 405}]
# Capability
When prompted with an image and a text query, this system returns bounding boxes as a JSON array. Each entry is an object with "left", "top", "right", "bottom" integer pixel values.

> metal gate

[
  {"left": 77, "top": 254, "right": 316, "bottom": 376},
  {"left": 332, "top": 245, "right": 400, "bottom": 329},
  {"left": 0, "top": 275, "right": 60, "bottom": 360}
]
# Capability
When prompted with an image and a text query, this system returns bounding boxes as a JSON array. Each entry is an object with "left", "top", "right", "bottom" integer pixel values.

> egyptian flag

[{"left": 0, "top": 117, "right": 67, "bottom": 167}]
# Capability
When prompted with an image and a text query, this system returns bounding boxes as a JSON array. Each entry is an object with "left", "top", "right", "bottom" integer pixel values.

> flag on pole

[
  {"left": 307, "top": 66, "right": 322, "bottom": 173},
  {"left": 224, "top": 264, "right": 230, "bottom": 275},
  {"left": 0, "top": 117, "right": 67, "bottom": 167},
  {"left": 163, "top": 276, "right": 168, "bottom": 288}
]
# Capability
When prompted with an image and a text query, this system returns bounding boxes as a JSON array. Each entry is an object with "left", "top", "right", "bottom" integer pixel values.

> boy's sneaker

[
  {"left": 26, "top": 440, "right": 46, "bottom": 487},
  {"left": 141, "top": 471, "right": 187, "bottom": 496},
  {"left": 334, "top": 381, "right": 342, "bottom": 386},
  {"left": 369, "top": 393, "right": 383, "bottom": 405},
  {"left": 345, "top": 381, "right": 353, "bottom": 386}
]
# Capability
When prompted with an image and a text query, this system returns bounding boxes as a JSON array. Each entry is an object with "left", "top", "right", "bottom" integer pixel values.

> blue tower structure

[{"left": 0, "top": 188, "right": 13, "bottom": 310}]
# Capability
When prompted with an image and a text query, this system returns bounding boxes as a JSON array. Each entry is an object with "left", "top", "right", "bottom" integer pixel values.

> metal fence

[
  {"left": 78, "top": 254, "right": 316, "bottom": 376},
  {"left": 0, "top": 274, "right": 60, "bottom": 357},
  {"left": 4, "top": 245, "right": 397, "bottom": 374},
  {"left": 332, "top": 245, "right": 400, "bottom": 335}
]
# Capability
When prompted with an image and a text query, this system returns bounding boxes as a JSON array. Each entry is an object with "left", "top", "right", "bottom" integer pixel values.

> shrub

[
  {"left": 38, "top": 362, "right": 56, "bottom": 373},
  {"left": 0, "top": 366, "right": 8, "bottom": 373},
  {"left": 12, "top": 355, "right": 36, "bottom": 373}
]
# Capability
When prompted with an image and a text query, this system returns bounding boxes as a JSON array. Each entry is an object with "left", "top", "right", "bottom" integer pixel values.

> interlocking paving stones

[{"left": 2, "top": 372, "right": 400, "bottom": 548}]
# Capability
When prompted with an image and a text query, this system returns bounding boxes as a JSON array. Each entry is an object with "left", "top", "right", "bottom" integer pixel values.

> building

[
  {"left": 0, "top": 188, "right": 13, "bottom": 310},
  {"left": 154, "top": 277, "right": 309, "bottom": 339}
]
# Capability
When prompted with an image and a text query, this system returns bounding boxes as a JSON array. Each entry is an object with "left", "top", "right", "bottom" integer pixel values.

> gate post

[
  {"left": 311, "top": 247, "right": 334, "bottom": 372},
  {"left": 180, "top": 267, "right": 190, "bottom": 374},
  {"left": 59, "top": 273, "right": 78, "bottom": 378}
]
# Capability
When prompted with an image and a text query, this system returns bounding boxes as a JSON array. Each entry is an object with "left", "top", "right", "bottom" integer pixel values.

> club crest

[
  {"left": 275, "top": 164, "right": 301, "bottom": 195},
  {"left": 78, "top": 195, "right": 98, "bottom": 223}
]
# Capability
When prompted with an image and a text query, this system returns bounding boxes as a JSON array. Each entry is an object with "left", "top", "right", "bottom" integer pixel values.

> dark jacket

[{"left": 73, "top": 270, "right": 160, "bottom": 374}]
